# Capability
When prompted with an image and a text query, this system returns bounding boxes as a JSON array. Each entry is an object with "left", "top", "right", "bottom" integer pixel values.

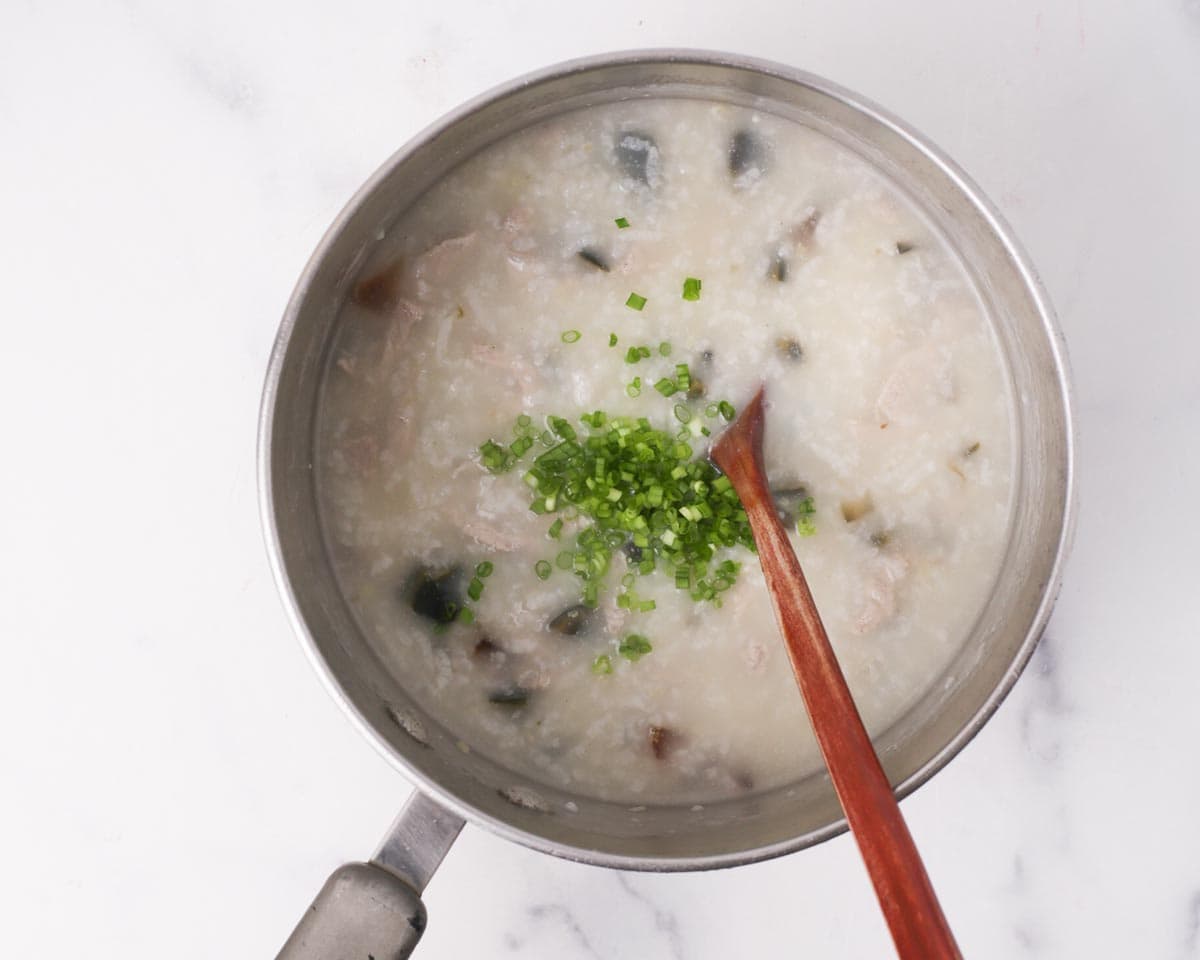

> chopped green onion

[
  {"left": 477, "top": 405, "right": 756, "bottom": 610},
  {"left": 682, "top": 277, "right": 702, "bottom": 301},
  {"left": 457, "top": 607, "right": 475, "bottom": 625},
  {"left": 619, "top": 634, "right": 653, "bottom": 661},
  {"left": 561, "top": 329, "right": 581, "bottom": 343},
  {"left": 626, "top": 377, "right": 642, "bottom": 398},
  {"left": 592, "top": 654, "right": 614, "bottom": 675},
  {"left": 718, "top": 400, "right": 736, "bottom": 421},
  {"left": 614, "top": 217, "right": 630, "bottom": 229},
  {"left": 796, "top": 496, "right": 817, "bottom": 537},
  {"left": 654, "top": 378, "right": 678, "bottom": 397},
  {"left": 658, "top": 341, "right": 672, "bottom": 356},
  {"left": 467, "top": 577, "right": 484, "bottom": 601},
  {"left": 626, "top": 292, "right": 647, "bottom": 311},
  {"left": 475, "top": 561, "right": 494, "bottom": 578},
  {"left": 479, "top": 439, "right": 512, "bottom": 473},
  {"left": 609, "top": 333, "right": 618, "bottom": 347},
  {"left": 547, "top": 415, "right": 577, "bottom": 440},
  {"left": 510, "top": 435, "right": 534, "bottom": 457},
  {"left": 705, "top": 402, "right": 720, "bottom": 418}
]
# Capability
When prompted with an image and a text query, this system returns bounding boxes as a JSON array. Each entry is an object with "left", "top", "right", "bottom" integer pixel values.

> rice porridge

[{"left": 316, "top": 98, "right": 1014, "bottom": 805}]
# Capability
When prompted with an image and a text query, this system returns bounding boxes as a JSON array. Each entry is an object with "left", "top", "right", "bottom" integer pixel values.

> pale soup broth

[{"left": 317, "top": 99, "right": 1014, "bottom": 805}]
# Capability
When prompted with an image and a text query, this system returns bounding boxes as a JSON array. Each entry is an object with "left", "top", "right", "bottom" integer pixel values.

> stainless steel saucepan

[{"left": 258, "top": 50, "right": 1075, "bottom": 958}]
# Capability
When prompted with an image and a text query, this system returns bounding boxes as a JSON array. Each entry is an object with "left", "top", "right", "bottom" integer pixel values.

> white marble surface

[{"left": 3, "top": 1, "right": 1199, "bottom": 957}]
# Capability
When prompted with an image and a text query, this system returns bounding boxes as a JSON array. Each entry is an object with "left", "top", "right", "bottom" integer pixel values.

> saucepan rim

[{"left": 258, "top": 47, "right": 1077, "bottom": 871}]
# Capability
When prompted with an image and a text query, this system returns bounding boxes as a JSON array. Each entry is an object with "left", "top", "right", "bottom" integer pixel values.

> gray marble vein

[
  {"left": 126, "top": 3, "right": 262, "bottom": 118},
  {"left": 1183, "top": 890, "right": 1200, "bottom": 959},
  {"left": 504, "top": 903, "right": 602, "bottom": 958},
  {"left": 1018, "top": 632, "right": 1071, "bottom": 770},
  {"left": 615, "top": 874, "right": 686, "bottom": 960}
]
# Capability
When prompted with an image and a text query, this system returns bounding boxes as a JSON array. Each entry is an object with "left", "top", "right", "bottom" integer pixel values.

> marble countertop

[{"left": 4, "top": 2, "right": 1199, "bottom": 957}]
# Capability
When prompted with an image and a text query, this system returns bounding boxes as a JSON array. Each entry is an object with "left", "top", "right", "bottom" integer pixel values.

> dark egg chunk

[
  {"left": 403, "top": 566, "right": 462, "bottom": 624},
  {"left": 649, "top": 724, "right": 678, "bottom": 760},
  {"left": 622, "top": 540, "right": 644, "bottom": 564},
  {"left": 895, "top": 241, "right": 915, "bottom": 255},
  {"left": 577, "top": 247, "right": 611, "bottom": 272},
  {"left": 473, "top": 637, "right": 506, "bottom": 664},
  {"left": 548, "top": 604, "right": 596, "bottom": 637},
  {"left": 776, "top": 337, "right": 803, "bottom": 361},
  {"left": 488, "top": 686, "right": 531, "bottom": 707},
  {"left": 770, "top": 485, "right": 810, "bottom": 526},
  {"left": 768, "top": 253, "right": 789, "bottom": 282},
  {"left": 352, "top": 259, "right": 406, "bottom": 312},
  {"left": 729, "top": 129, "right": 767, "bottom": 180},
  {"left": 614, "top": 131, "right": 659, "bottom": 185}
]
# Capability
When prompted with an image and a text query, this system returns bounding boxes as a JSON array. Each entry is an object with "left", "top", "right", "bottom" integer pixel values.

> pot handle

[{"left": 276, "top": 790, "right": 464, "bottom": 960}]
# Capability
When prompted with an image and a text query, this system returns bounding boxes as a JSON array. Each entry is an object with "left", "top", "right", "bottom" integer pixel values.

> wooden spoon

[{"left": 711, "top": 386, "right": 962, "bottom": 960}]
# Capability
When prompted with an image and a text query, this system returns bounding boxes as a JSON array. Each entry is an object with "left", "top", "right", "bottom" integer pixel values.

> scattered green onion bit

[
  {"left": 475, "top": 561, "right": 494, "bottom": 578},
  {"left": 481, "top": 439, "right": 519, "bottom": 473},
  {"left": 534, "top": 560, "right": 552, "bottom": 581},
  {"left": 658, "top": 341, "right": 672, "bottom": 356},
  {"left": 654, "top": 378, "right": 678, "bottom": 397},
  {"left": 467, "top": 577, "right": 484, "bottom": 601},
  {"left": 673, "top": 404, "right": 692, "bottom": 424},
  {"left": 591, "top": 654, "right": 614, "bottom": 675},
  {"left": 626, "top": 292, "right": 647, "bottom": 311},
  {"left": 796, "top": 497, "right": 817, "bottom": 537},
  {"left": 548, "top": 518, "right": 564, "bottom": 539},
  {"left": 562, "top": 329, "right": 581, "bottom": 343},
  {"left": 615, "top": 217, "right": 630, "bottom": 229},
  {"left": 682, "top": 277, "right": 702, "bottom": 301},
  {"left": 626, "top": 377, "right": 642, "bottom": 398},
  {"left": 625, "top": 345, "right": 652, "bottom": 364},
  {"left": 457, "top": 607, "right": 475, "bottom": 625},
  {"left": 718, "top": 400, "right": 736, "bottom": 421},
  {"left": 619, "top": 634, "right": 653, "bottom": 661},
  {"left": 609, "top": 333, "right": 618, "bottom": 347}
]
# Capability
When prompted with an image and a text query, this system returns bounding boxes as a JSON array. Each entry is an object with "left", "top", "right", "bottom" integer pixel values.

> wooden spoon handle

[{"left": 713, "top": 394, "right": 962, "bottom": 959}]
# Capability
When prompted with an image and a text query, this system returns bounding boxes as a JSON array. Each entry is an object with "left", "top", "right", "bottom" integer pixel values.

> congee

[{"left": 317, "top": 99, "right": 1014, "bottom": 805}]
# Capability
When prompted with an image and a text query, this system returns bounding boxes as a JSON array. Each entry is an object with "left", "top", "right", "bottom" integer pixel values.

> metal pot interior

[{"left": 259, "top": 52, "right": 1074, "bottom": 870}]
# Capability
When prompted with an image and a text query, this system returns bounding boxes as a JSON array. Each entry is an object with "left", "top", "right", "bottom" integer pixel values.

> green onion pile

[{"left": 479, "top": 385, "right": 756, "bottom": 610}]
